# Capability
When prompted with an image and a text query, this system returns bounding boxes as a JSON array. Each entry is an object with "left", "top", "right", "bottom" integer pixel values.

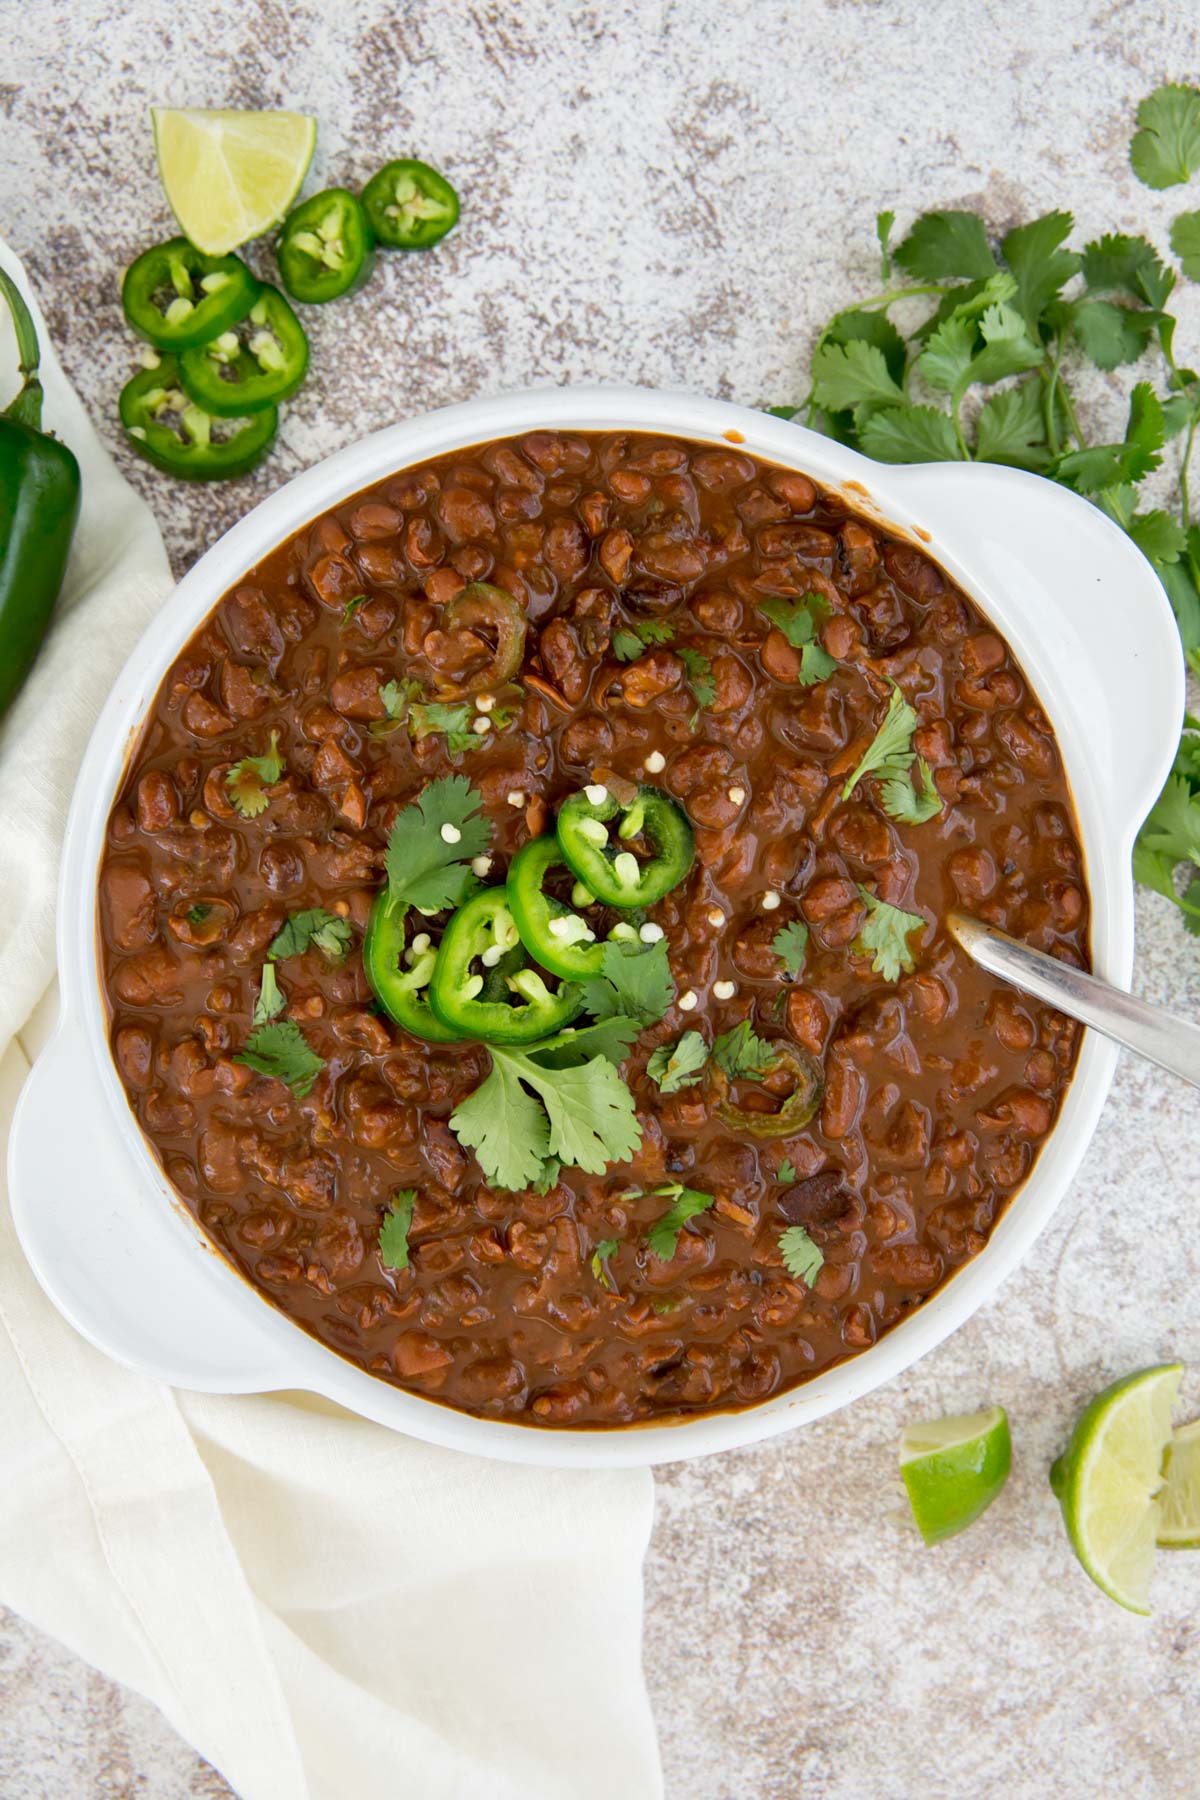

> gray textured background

[{"left": 5, "top": 1, "right": 1200, "bottom": 1795}]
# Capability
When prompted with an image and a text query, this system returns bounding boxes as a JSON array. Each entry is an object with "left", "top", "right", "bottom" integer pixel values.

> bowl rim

[{"left": 21, "top": 381, "right": 1185, "bottom": 1467}]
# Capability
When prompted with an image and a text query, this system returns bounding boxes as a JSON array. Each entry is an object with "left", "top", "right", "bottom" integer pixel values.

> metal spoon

[{"left": 947, "top": 912, "right": 1200, "bottom": 1091}]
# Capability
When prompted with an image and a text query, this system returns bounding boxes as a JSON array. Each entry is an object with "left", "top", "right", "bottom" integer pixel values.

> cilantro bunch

[{"left": 775, "top": 83, "right": 1200, "bottom": 928}]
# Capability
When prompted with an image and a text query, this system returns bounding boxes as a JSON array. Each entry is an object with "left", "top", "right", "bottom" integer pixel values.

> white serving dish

[{"left": 7, "top": 385, "right": 1183, "bottom": 1467}]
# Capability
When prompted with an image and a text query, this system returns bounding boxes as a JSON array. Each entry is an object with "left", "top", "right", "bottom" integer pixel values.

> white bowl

[{"left": 8, "top": 384, "right": 1183, "bottom": 1467}]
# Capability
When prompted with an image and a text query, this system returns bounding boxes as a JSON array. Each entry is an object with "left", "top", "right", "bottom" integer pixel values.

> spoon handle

[{"left": 947, "top": 912, "right": 1200, "bottom": 1092}]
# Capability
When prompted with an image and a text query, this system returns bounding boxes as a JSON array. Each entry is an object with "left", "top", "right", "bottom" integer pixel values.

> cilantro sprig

[
  {"left": 855, "top": 887, "right": 926, "bottom": 982},
  {"left": 235, "top": 1019, "right": 325, "bottom": 1097},
  {"left": 677, "top": 646, "right": 716, "bottom": 723},
  {"left": 646, "top": 1029, "right": 709, "bottom": 1093},
  {"left": 779, "top": 1224, "right": 824, "bottom": 1286},
  {"left": 582, "top": 939, "right": 675, "bottom": 1027},
  {"left": 841, "top": 685, "right": 942, "bottom": 825},
  {"left": 774, "top": 93, "right": 1200, "bottom": 930},
  {"left": 226, "top": 730, "right": 285, "bottom": 819},
  {"left": 269, "top": 908, "right": 353, "bottom": 962},
  {"left": 378, "top": 1190, "right": 417, "bottom": 1272},
  {"left": 772, "top": 920, "right": 809, "bottom": 978},
  {"left": 758, "top": 592, "right": 837, "bottom": 685},
  {"left": 640, "top": 1183, "right": 715, "bottom": 1261},
  {"left": 612, "top": 618, "right": 675, "bottom": 662},
  {"left": 383, "top": 776, "right": 490, "bottom": 913}
]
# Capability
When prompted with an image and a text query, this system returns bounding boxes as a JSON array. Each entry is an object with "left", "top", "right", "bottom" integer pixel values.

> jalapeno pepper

[
  {"left": 276, "top": 187, "right": 376, "bottom": 304},
  {"left": 711, "top": 1042, "right": 824, "bottom": 1139},
  {"left": 121, "top": 237, "right": 259, "bottom": 350},
  {"left": 178, "top": 286, "right": 309, "bottom": 417},
  {"left": 507, "top": 837, "right": 609, "bottom": 980},
  {"left": 556, "top": 784, "right": 694, "bottom": 909},
  {"left": 362, "top": 159, "right": 460, "bottom": 250},
  {"left": 0, "top": 268, "right": 82, "bottom": 719},
  {"left": 435, "top": 582, "right": 527, "bottom": 697},
  {"left": 428, "top": 888, "right": 583, "bottom": 1043},
  {"left": 119, "top": 358, "right": 278, "bottom": 481},
  {"left": 363, "top": 892, "right": 464, "bottom": 1044}
]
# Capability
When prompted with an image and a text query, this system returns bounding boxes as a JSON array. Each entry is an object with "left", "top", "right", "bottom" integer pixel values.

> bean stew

[{"left": 98, "top": 429, "right": 1088, "bottom": 1428}]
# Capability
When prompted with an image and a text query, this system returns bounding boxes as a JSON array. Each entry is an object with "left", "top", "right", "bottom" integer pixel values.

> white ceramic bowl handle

[
  {"left": 8, "top": 1018, "right": 296, "bottom": 1392},
  {"left": 882, "top": 462, "right": 1184, "bottom": 843}
]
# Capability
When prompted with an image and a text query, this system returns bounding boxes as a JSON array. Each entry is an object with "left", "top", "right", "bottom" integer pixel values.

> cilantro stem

[
  {"left": 1180, "top": 412, "right": 1197, "bottom": 527},
  {"left": 1043, "top": 340, "right": 1064, "bottom": 459},
  {"left": 847, "top": 282, "right": 952, "bottom": 311},
  {"left": 951, "top": 392, "right": 969, "bottom": 461}
]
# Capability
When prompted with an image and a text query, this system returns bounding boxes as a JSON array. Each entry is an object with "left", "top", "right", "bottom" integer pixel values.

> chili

[
  {"left": 363, "top": 892, "right": 464, "bottom": 1044},
  {"left": 428, "top": 887, "right": 583, "bottom": 1043},
  {"left": 0, "top": 269, "right": 81, "bottom": 719},
  {"left": 361, "top": 159, "right": 460, "bottom": 250},
  {"left": 556, "top": 783, "right": 694, "bottom": 908},
  {"left": 276, "top": 188, "right": 376, "bottom": 305},
  {"left": 506, "top": 835, "right": 608, "bottom": 980},
  {"left": 121, "top": 237, "right": 259, "bottom": 350},
  {"left": 178, "top": 287, "right": 309, "bottom": 417},
  {"left": 711, "top": 1041, "right": 825, "bottom": 1139},
  {"left": 118, "top": 359, "right": 278, "bottom": 480},
  {"left": 435, "top": 582, "right": 527, "bottom": 697}
]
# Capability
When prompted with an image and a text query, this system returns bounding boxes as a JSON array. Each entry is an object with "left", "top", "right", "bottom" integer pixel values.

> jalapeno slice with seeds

[
  {"left": 121, "top": 237, "right": 259, "bottom": 350},
  {"left": 276, "top": 187, "right": 376, "bottom": 304},
  {"left": 428, "top": 888, "right": 583, "bottom": 1044},
  {"left": 363, "top": 892, "right": 465, "bottom": 1044},
  {"left": 556, "top": 784, "right": 694, "bottom": 909},
  {"left": 362, "top": 158, "right": 460, "bottom": 250},
  {"left": 178, "top": 286, "right": 309, "bottom": 417},
  {"left": 507, "top": 836, "right": 608, "bottom": 980},
  {"left": 118, "top": 358, "right": 277, "bottom": 480}
]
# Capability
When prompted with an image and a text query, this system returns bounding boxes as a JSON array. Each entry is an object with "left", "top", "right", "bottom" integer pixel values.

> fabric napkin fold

[{"left": 0, "top": 241, "right": 661, "bottom": 1800}]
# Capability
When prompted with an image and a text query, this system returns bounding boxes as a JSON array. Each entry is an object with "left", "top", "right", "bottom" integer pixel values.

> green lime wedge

[
  {"left": 1049, "top": 1363, "right": 1182, "bottom": 1613},
  {"left": 1158, "top": 1417, "right": 1200, "bottom": 1549},
  {"left": 152, "top": 107, "right": 317, "bottom": 255},
  {"left": 899, "top": 1404, "right": 1012, "bottom": 1545}
]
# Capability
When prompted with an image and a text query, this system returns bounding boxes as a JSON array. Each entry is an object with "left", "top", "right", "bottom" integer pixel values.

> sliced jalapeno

[
  {"left": 362, "top": 158, "right": 460, "bottom": 250},
  {"left": 428, "top": 888, "right": 583, "bottom": 1044},
  {"left": 276, "top": 187, "right": 376, "bottom": 304},
  {"left": 711, "top": 1042, "right": 824, "bottom": 1139},
  {"left": 363, "top": 892, "right": 465, "bottom": 1044},
  {"left": 556, "top": 784, "right": 694, "bottom": 910},
  {"left": 118, "top": 359, "right": 278, "bottom": 481},
  {"left": 507, "top": 836, "right": 608, "bottom": 980},
  {"left": 178, "top": 286, "right": 309, "bottom": 417},
  {"left": 435, "top": 582, "right": 527, "bottom": 698},
  {"left": 121, "top": 237, "right": 259, "bottom": 350}
]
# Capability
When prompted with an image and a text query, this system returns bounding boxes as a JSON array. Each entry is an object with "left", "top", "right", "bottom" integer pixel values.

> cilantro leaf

[
  {"left": 964, "top": 302, "right": 1045, "bottom": 387},
  {"left": 410, "top": 700, "right": 475, "bottom": 756},
  {"left": 1052, "top": 382, "right": 1165, "bottom": 493},
  {"left": 894, "top": 210, "right": 998, "bottom": 282},
  {"left": 1171, "top": 211, "right": 1200, "bottom": 282},
  {"left": 450, "top": 1053, "right": 552, "bottom": 1191},
  {"left": 384, "top": 776, "right": 490, "bottom": 912},
  {"left": 1071, "top": 299, "right": 1161, "bottom": 371},
  {"left": 646, "top": 1029, "right": 709, "bottom": 1093},
  {"left": 341, "top": 594, "right": 367, "bottom": 624},
  {"left": 253, "top": 962, "right": 286, "bottom": 1025},
  {"left": 643, "top": 1184, "right": 715, "bottom": 1261},
  {"left": 450, "top": 1043, "right": 642, "bottom": 1191},
  {"left": 878, "top": 756, "right": 942, "bottom": 825},
  {"left": 1001, "top": 212, "right": 1080, "bottom": 335},
  {"left": 236, "top": 1019, "right": 325, "bottom": 1097},
  {"left": 379, "top": 677, "right": 420, "bottom": 718},
  {"left": 712, "top": 1019, "right": 777, "bottom": 1079},
  {"left": 1127, "top": 509, "right": 1189, "bottom": 563},
  {"left": 590, "top": 1237, "right": 619, "bottom": 1289},
  {"left": 1136, "top": 773, "right": 1200, "bottom": 868},
  {"left": 823, "top": 307, "right": 908, "bottom": 384},
  {"left": 854, "top": 886, "right": 926, "bottom": 981},
  {"left": 974, "top": 381, "right": 1051, "bottom": 470},
  {"left": 613, "top": 618, "right": 675, "bottom": 662},
  {"left": 777, "top": 1159, "right": 797, "bottom": 1183},
  {"left": 677, "top": 646, "right": 716, "bottom": 716},
  {"left": 269, "top": 908, "right": 353, "bottom": 962},
  {"left": 841, "top": 683, "right": 919, "bottom": 801},
  {"left": 779, "top": 1224, "right": 824, "bottom": 1285},
  {"left": 225, "top": 729, "right": 285, "bottom": 819},
  {"left": 857, "top": 405, "right": 961, "bottom": 464},
  {"left": 758, "top": 593, "right": 838, "bottom": 684},
  {"left": 582, "top": 939, "right": 675, "bottom": 1027},
  {"left": 1081, "top": 233, "right": 1175, "bottom": 306},
  {"left": 526, "top": 1017, "right": 641, "bottom": 1069},
  {"left": 1130, "top": 84, "right": 1200, "bottom": 189},
  {"left": 772, "top": 920, "right": 809, "bottom": 977},
  {"left": 915, "top": 314, "right": 976, "bottom": 395},
  {"left": 378, "top": 1190, "right": 416, "bottom": 1272},
  {"left": 810, "top": 339, "right": 906, "bottom": 412}
]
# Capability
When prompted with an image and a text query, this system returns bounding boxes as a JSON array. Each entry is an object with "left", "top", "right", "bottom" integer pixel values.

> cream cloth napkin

[{"left": 0, "top": 242, "right": 661, "bottom": 1800}]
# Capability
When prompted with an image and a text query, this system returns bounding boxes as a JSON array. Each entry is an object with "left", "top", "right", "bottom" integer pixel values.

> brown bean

[{"left": 136, "top": 770, "right": 179, "bottom": 833}]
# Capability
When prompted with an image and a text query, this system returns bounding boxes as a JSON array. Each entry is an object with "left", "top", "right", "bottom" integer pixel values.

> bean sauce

[{"left": 98, "top": 431, "right": 1088, "bottom": 1429}]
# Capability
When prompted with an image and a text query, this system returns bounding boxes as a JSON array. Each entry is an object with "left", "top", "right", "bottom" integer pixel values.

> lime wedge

[
  {"left": 152, "top": 108, "right": 316, "bottom": 255},
  {"left": 1158, "top": 1417, "right": 1200, "bottom": 1549},
  {"left": 1049, "top": 1363, "right": 1182, "bottom": 1613},
  {"left": 899, "top": 1404, "right": 1012, "bottom": 1545}
]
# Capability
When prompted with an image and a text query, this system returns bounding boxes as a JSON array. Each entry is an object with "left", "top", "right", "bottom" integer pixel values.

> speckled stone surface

[{"left": 5, "top": 1, "right": 1200, "bottom": 1794}]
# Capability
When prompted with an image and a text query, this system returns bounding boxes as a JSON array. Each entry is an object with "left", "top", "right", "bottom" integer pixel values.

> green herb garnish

[
  {"left": 641, "top": 1183, "right": 715, "bottom": 1261},
  {"left": 677, "top": 646, "right": 716, "bottom": 723},
  {"left": 378, "top": 1190, "right": 417, "bottom": 1271},
  {"left": 225, "top": 729, "right": 285, "bottom": 819},
  {"left": 268, "top": 908, "right": 354, "bottom": 962},
  {"left": 252, "top": 962, "right": 286, "bottom": 1025},
  {"left": 855, "top": 887, "right": 925, "bottom": 981},
  {"left": 582, "top": 939, "right": 675, "bottom": 1027},
  {"left": 757, "top": 592, "right": 837, "bottom": 685},
  {"left": 646, "top": 1029, "right": 709, "bottom": 1093},
  {"left": 409, "top": 700, "right": 476, "bottom": 756},
  {"left": 779, "top": 1224, "right": 824, "bottom": 1285},
  {"left": 591, "top": 1237, "right": 619, "bottom": 1289},
  {"left": 712, "top": 1019, "right": 777, "bottom": 1080},
  {"left": 612, "top": 618, "right": 675, "bottom": 662},
  {"left": 383, "top": 775, "right": 490, "bottom": 913},
  {"left": 772, "top": 920, "right": 809, "bottom": 978},
  {"left": 235, "top": 1019, "right": 324, "bottom": 1097}
]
